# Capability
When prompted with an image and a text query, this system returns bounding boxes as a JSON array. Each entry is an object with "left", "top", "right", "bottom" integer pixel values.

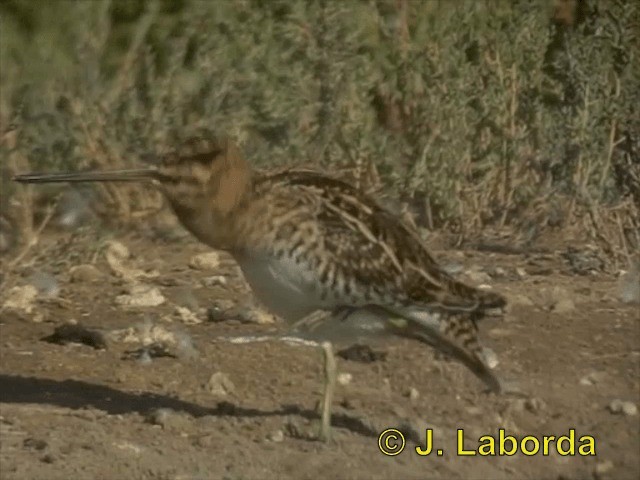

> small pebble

[
  {"left": 115, "top": 285, "right": 166, "bottom": 307},
  {"left": 442, "top": 263, "right": 464, "bottom": 275},
  {"left": 337, "top": 372, "right": 352, "bottom": 386},
  {"left": 267, "top": 430, "right": 285, "bottom": 443},
  {"left": 237, "top": 306, "right": 277, "bottom": 324},
  {"left": 553, "top": 298, "right": 576, "bottom": 313},
  {"left": 69, "top": 264, "right": 104, "bottom": 283},
  {"left": 174, "top": 306, "right": 202, "bottom": 325},
  {"left": 492, "top": 267, "right": 507, "bottom": 277},
  {"left": 579, "top": 377, "right": 592, "bottom": 386},
  {"left": 594, "top": 460, "right": 614, "bottom": 478},
  {"left": 205, "top": 372, "right": 235, "bottom": 397},
  {"left": 524, "top": 397, "right": 545, "bottom": 414},
  {"left": 608, "top": 399, "right": 637, "bottom": 416},
  {"left": 482, "top": 347, "right": 499, "bottom": 369},
  {"left": 579, "top": 371, "right": 606, "bottom": 386},
  {"left": 515, "top": 267, "right": 527, "bottom": 278},
  {"left": 202, "top": 275, "right": 228, "bottom": 287},
  {"left": 145, "top": 408, "right": 191, "bottom": 430},
  {"left": 622, "top": 402, "right": 637, "bottom": 416},
  {"left": 146, "top": 408, "right": 171, "bottom": 426},
  {"left": 405, "top": 387, "right": 420, "bottom": 401},
  {"left": 465, "top": 270, "right": 492, "bottom": 284},
  {"left": 189, "top": 252, "right": 221, "bottom": 270},
  {"left": 106, "top": 241, "right": 130, "bottom": 259},
  {"left": 40, "top": 453, "right": 56, "bottom": 464},
  {"left": 206, "top": 299, "right": 236, "bottom": 322},
  {"left": 546, "top": 286, "right": 576, "bottom": 313},
  {"left": 381, "top": 378, "right": 392, "bottom": 396}
]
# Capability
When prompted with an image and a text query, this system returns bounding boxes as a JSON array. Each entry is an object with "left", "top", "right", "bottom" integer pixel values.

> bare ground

[{"left": 1, "top": 230, "right": 638, "bottom": 480}]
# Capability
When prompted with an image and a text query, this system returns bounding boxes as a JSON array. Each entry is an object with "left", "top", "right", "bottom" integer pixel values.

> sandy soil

[{"left": 1, "top": 229, "right": 638, "bottom": 480}]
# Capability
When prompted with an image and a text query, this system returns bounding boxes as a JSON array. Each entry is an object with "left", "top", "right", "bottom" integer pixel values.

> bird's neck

[{"left": 206, "top": 153, "right": 253, "bottom": 217}]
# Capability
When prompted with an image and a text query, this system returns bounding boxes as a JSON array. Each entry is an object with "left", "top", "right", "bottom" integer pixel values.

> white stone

[
  {"left": 236, "top": 306, "right": 277, "bottom": 324},
  {"left": 515, "top": 267, "right": 527, "bottom": 278},
  {"left": 621, "top": 401, "right": 637, "bottom": 416},
  {"left": 2, "top": 285, "right": 38, "bottom": 313},
  {"left": 106, "top": 240, "right": 130, "bottom": 259},
  {"left": 482, "top": 347, "right": 499, "bottom": 369},
  {"left": 267, "top": 430, "right": 285, "bottom": 442},
  {"left": 189, "top": 252, "right": 221, "bottom": 270},
  {"left": 115, "top": 285, "right": 165, "bottom": 307},
  {"left": 174, "top": 306, "right": 202, "bottom": 324},
  {"left": 201, "top": 275, "right": 228, "bottom": 287},
  {"left": 337, "top": 373, "right": 352, "bottom": 386},
  {"left": 205, "top": 372, "right": 235, "bottom": 396}
]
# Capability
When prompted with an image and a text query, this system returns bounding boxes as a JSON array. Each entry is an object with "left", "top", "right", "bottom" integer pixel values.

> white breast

[{"left": 235, "top": 253, "right": 333, "bottom": 322}]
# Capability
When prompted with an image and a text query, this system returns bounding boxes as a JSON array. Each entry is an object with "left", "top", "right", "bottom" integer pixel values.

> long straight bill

[{"left": 13, "top": 168, "right": 160, "bottom": 184}]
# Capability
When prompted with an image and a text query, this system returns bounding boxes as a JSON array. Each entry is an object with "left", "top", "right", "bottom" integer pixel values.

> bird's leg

[
  {"left": 223, "top": 308, "right": 339, "bottom": 441},
  {"left": 318, "top": 340, "right": 337, "bottom": 442},
  {"left": 284, "top": 310, "right": 342, "bottom": 441}
]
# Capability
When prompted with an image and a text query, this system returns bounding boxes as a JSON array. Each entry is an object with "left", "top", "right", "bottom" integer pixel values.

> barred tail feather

[{"left": 386, "top": 307, "right": 502, "bottom": 393}]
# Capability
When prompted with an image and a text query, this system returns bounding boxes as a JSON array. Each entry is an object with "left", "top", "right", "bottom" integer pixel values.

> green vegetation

[{"left": 1, "top": 0, "right": 638, "bottom": 257}]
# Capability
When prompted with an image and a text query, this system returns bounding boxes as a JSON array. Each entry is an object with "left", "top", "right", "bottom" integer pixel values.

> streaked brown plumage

[{"left": 14, "top": 134, "right": 506, "bottom": 440}]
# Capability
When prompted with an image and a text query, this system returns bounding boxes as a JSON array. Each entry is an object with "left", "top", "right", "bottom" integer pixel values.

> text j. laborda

[{"left": 378, "top": 428, "right": 596, "bottom": 457}]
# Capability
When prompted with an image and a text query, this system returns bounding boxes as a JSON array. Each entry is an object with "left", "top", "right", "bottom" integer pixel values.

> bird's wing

[{"left": 260, "top": 169, "right": 506, "bottom": 313}]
